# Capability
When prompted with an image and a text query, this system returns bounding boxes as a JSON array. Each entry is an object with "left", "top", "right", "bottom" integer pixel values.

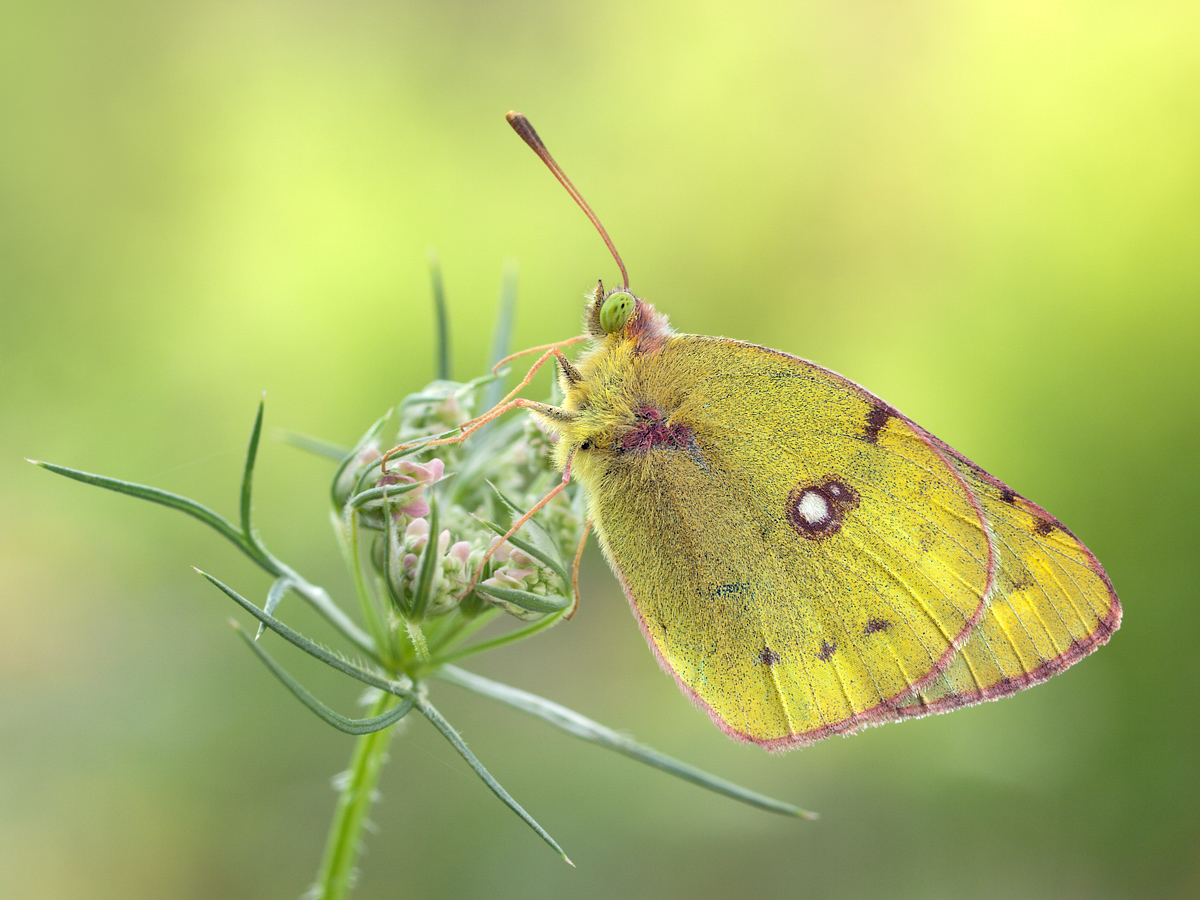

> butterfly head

[{"left": 584, "top": 280, "right": 672, "bottom": 347}]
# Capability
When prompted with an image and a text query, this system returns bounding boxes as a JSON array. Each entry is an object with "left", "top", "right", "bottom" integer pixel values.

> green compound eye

[{"left": 599, "top": 291, "right": 635, "bottom": 334}]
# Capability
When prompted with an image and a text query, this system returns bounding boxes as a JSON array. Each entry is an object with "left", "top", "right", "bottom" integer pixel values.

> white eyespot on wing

[{"left": 797, "top": 489, "right": 831, "bottom": 526}]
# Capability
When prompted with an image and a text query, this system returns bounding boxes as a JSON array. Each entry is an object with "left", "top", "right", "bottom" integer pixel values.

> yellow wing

[
  {"left": 571, "top": 335, "right": 1118, "bottom": 749},
  {"left": 888, "top": 439, "right": 1120, "bottom": 717}
]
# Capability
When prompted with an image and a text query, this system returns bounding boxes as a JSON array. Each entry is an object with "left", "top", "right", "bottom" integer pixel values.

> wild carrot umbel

[{"left": 30, "top": 261, "right": 812, "bottom": 900}]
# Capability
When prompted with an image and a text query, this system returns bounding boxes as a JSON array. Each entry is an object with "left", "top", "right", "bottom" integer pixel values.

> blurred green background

[{"left": 4, "top": 1, "right": 1197, "bottom": 898}]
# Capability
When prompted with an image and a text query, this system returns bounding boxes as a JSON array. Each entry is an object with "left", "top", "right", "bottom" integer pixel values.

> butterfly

[{"left": 470, "top": 112, "right": 1121, "bottom": 751}]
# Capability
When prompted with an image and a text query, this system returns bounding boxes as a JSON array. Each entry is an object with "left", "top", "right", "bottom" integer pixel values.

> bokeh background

[{"left": 4, "top": 2, "right": 1197, "bottom": 898}]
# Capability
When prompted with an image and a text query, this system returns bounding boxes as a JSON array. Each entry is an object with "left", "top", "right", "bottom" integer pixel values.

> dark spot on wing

[
  {"left": 817, "top": 640, "right": 837, "bottom": 661},
  {"left": 862, "top": 403, "right": 895, "bottom": 444},
  {"left": 863, "top": 618, "right": 892, "bottom": 635},
  {"left": 759, "top": 646, "right": 781, "bottom": 666},
  {"left": 786, "top": 476, "right": 860, "bottom": 541},
  {"left": 1000, "top": 487, "right": 1016, "bottom": 504},
  {"left": 712, "top": 582, "right": 748, "bottom": 597},
  {"left": 824, "top": 481, "right": 850, "bottom": 501},
  {"left": 1034, "top": 519, "right": 1057, "bottom": 536}
]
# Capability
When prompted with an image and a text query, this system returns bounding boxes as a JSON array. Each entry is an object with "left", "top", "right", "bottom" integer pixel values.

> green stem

[
  {"left": 334, "top": 510, "right": 389, "bottom": 662},
  {"left": 311, "top": 691, "right": 397, "bottom": 900}
]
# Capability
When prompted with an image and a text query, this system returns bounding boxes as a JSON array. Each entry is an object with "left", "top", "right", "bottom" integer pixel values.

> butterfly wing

[
  {"left": 887, "top": 440, "right": 1121, "bottom": 717},
  {"left": 577, "top": 335, "right": 1118, "bottom": 749},
  {"left": 580, "top": 336, "right": 1004, "bottom": 748}
]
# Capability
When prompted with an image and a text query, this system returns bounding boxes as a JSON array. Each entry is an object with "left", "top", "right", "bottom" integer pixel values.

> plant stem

[{"left": 310, "top": 692, "right": 398, "bottom": 900}]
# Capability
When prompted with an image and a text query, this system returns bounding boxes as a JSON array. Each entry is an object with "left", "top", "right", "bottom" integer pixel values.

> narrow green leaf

[
  {"left": 483, "top": 261, "right": 518, "bottom": 412},
  {"left": 423, "top": 606, "right": 498, "bottom": 657},
  {"left": 331, "top": 409, "right": 393, "bottom": 509},
  {"left": 255, "top": 576, "right": 294, "bottom": 641},
  {"left": 487, "top": 481, "right": 561, "bottom": 564},
  {"left": 265, "top": 576, "right": 293, "bottom": 618},
  {"left": 240, "top": 397, "right": 265, "bottom": 540},
  {"left": 234, "top": 623, "right": 413, "bottom": 734},
  {"left": 31, "top": 460, "right": 377, "bottom": 658},
  {"left": 334, "top": 509, "right": 390, "bottom": 657},
  {"left": 410, "top": 495, "right": 440, "bottom": 621},
  {"left": 197, "top": 569, "right": 399, "bottom": 697},
  {"left": 429, "top": 249, "right": 451, "bottom": 381},
  {"left": 404, "top": 618, "right": 430, "bottom": 662},
  {"left": 379, "top": 482, "right": 407, "bottom": 618},
  {"left": 437, "top": 665, "right": 817, "bottom": 820},
  {"left": 276, "top": 430, "right": 349, "bottom": 461},
  {"left": 431, "top": 609, "right": 564, "bottom": 667},
  {"left": 347, "top": 480, "right": 421, "bottom": 511},
  {"left": 30, "top": 459, "right": 255, "bottom": 560},
  {"left": 454, "top": 370, "right": 506, "bottom": 396},
  {"left": 476, "top": 517, "right": 569, "bottom": 584},
  {"left": 474, "top": 582, "right": 570, "bottom": 615},
  {"left": 397, "top": 372, "right": 503, "bottom": 414},
  {"left": 415, "top": 694, "right": 572, "bottom": 865},
  {"left": 270, "top": 564, "right": 379, "bottom": 662}
]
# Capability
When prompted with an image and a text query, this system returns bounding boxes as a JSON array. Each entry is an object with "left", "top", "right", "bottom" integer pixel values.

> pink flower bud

[
  {"left": 488, "top": 536, "right": 513, "bottom": 564},
  {"left": 404, "top": 517, "right": 430, "bottom": 550},
  {"left": 398, "top": 498, "right": 431, "bottom": 518},
  {"left": 397, "top": 458, "right": 445, "bottom": 485},
  {"left": 448, "top": 541, "right": 471, "bottom": 566},
  {"left": 495, "top": 567, "right": 535, "bottom": 589}
]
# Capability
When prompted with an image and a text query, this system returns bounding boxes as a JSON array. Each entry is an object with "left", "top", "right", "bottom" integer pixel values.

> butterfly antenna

[{"left": 506, "top": 111, "right": 629, "bottom": 290}]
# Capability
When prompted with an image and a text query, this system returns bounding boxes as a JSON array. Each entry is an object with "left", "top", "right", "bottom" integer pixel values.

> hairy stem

[{"left": 310, "top": 691, "right": 398, "bottom": 900}]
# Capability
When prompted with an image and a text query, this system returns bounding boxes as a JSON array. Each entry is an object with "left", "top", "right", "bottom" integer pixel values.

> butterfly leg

[
  {"left": 490, "top": 334, "right": 589, "bottom": 375},
  {"left": 380, "top": 341, "right": 583, "bottom": 471},
  {"left": 566, "top": 515, "right": 594, "bottom": 621},
  {"left": 466, "top": 457, "right": 576, "bottom": 595}
]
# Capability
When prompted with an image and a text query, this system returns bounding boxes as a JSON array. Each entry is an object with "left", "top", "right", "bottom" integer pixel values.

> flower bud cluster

[
  {"left": 380, "top": 515, "right": 473, "bottom": 619},
  {"left": 333, "top": 377, "right": 586, "bottom": 645},
  {"left": 478, "top": 537, "right": 564, "bottom": 621}
]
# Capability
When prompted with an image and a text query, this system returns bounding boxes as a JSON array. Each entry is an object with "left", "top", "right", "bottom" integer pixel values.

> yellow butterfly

[{"left": 458, "top": 113, "right": 1121, "bottom": 751}]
